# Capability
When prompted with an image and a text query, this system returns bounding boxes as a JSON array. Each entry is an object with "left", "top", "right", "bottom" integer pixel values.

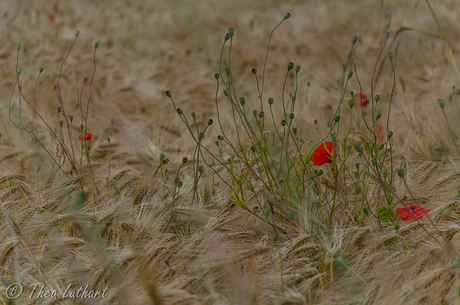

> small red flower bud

[
  {"left": 78, "top": 132, "right": 92, "bottom": 141},
  {"left": 48, "top": 15, "right": 55, "bottom": 23}
]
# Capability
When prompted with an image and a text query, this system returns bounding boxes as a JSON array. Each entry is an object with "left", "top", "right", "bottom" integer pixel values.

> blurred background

[{"left": 1, "top": 0, "right": 460, "bottom": 174}]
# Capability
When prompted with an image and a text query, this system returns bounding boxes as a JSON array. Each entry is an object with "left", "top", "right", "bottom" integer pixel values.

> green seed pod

[
  {"left": 160, "top": 154, "right": 165, "bottom": 161},
  {"left": 309, "top": 172, "right": 315, "bottom": 179},
  {"left": 287, "top": 62, "right": 294, "bottom": 70},
  {"left": 87, "top": 146, "right": 91, "bottom": 151},
  {"left": 334, "top": 116, "right": 340, "bottom": 122},
  {"left": 355, "top": 144, "right": 364, "bottom": 153},
  {"left": 228, "top": 28, "right": 234, "bottom": 37},
  {"left": 250, "top": 146, "right": 256, "bottom": 152},
  {"left": 313, "top": 118, "right": 318, "bottom": 125},
  {"left": 281, "top": 120, "right": 287, "bottom": 126},
  {"left": 259, "top": 111, "right": 264, "bottom": 118},
  {"left": 395, "top": 224, "right": 400, "bottom": 231},
  {"left": 442, "top": 209, "right": 451, "bottom": 219},
  {"left": 376, "top": 113, "right": 381, "bottom": 120},
  {"left": 165, "top": 91, "right": 172, "bottom": 97},
  {"left": 275, "top": 189, "right": 281, "bottom": 195},
  {"left": 264, "top": 208, "right": 271, "bottom": 217},
  {"left": 397, "top": 169, "right": 405, "bottom": 178},
  {"left": 107, "top": 137, "right": 111, "bottom": 143},
  {"left": 335, "top": 257, "right": 345, "bottom": 266},
  {"left": 293, "top": 128, "right": 298, "bottom": 134},
  {"left": 39, "top": 67, "right": 44, "bottom": 73},
  {"left": 17, "top": 68, "right": 22, "bottom": 75},
  {"left": 75, "top": 30, "right": 80, "bottom": 37},
  {"left": 214, "top": 73, "right": 219, "bottom": 80},
  {"left": 207, "top": 119, "right": 213, "bottom": 125},
  {"left": 349, "top": 99, "right": 355, "bottom": 108},
  {"left": 438, "top": 99, "right": 446, "bottom": 109},
  {"left": 289, "top": 113, "right": 294, "bottom": 119},
  {"left": 375, "top": 94, "right": 380, "bottom": 102},
  {"left": 191, "top": 112, "right": 196, "bottom": 119},
  {"left": 331, "top": 133, "right": 337, "bottom": 140},
  {"left": 387, "top": 131, "right": 393, "bottom": 139},
  {"left": 182, "top": 157, "right": 188, "bottom": 163},
  {"left": 215, "top": 141, "right": 219, "bottom": 147},
  {"left": 351, "top": 35, "right": 358, "bottom": 45},
  {"left": 218, "top": 135, "right": 224, "bottom": 140},
  {"left": 268, "top": 194, "right": 275, "bottom": 204},
  {"left": 177, "top": 108, "right": 183, "bottom": 115},
  {"left": 347, "top": 71, "right": 353, "bottom": 79},
  {"left": 95, "top": 42, "right": 99, "bottom": 49},
  {"left": 225, "top": 67, "right": 230, "bottom": 76},
  {"left": 288, "top": 210, "right": 295, "bottom": 220},
  {"left": 316, "top": 201, "right": 321, "bottom": 208},
  {"left": 251, "top": 68, "right": 257, "bottom": 74},
  {"left": 69, "top": 116, "right": 73, "bottom": 122},
  {"left": 295, "top": 65, "right": 300, "bottom": 73},
  {"left": 284, "top": 12, "right": 291, "bottom": 20},
  {"left": 224, "top": 33, "right": 230, "bottom": 41},
  {"left": 83, "top": 77, "right": 88, "bottom": 83},
  {"left": 239, "top": 97, "right": 246, "bottom": 106},
  {"left": 268, "top": 98, "right": 273, "bottom": 105},
  {"left": 316, "top": 169, "right": 323, "bottom": 176},
  {"left": 308, "top": 160, "right": 313, "bottom": 167},
  {"left": 223, "top": 90, "right": 229, "bottom": 97},
  {"left": 16, "top": 43, "right": 21, "bottom": 51},
  {"left": 199, "top": 132, "right": 204, "bottom": 140},
  {"left": 363, "top": 207, "right": 369, "bottom": 215},
  {"left": 252, "top": 110, "right": 257, "bottom": 117},
  {"left": 198, "top": 166, "right": 204, "bottom": 173},
  {"left": 36, "top": 166, "right": 41, "bottom": 173}
]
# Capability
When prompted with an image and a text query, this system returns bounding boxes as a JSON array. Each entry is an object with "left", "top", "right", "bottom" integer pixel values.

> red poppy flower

[
  {"left": 310, "top": 141, "right": 335, "bottom": 166},
  {"left": 358, "top": 92, "right": 368, "bottom": 107},
  {"left": 396, "top": 205, "right": 431, "bottom": 223},
  {"left": 48, "top": 15, "right": 55, "bottom": 23},
  {"left": 78, "top": 133, "right": 92, "bottom": 141}
]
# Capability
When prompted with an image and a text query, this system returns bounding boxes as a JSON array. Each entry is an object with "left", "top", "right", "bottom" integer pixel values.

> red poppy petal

[
  {"left": 311, "top": 141, "right": 335, "bottom": 166},
  {"left": 78, "top": 134, "right": 82, "bottom": 141},
  {"left": 396, "top": 205, "right": 431, "bottom": 223}
]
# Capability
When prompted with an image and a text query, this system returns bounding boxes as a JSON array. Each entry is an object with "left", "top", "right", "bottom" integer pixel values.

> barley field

[{"left": 1, "top": 0, "right": 460, "bottom": 304}]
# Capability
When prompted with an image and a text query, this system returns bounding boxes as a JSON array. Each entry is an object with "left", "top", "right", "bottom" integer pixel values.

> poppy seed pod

[
  {"left": 375, "top": 94, "right": 380, "bottom": 102},
  {"left": 335, "top": 257, "right": 345, "bottom": 266},
  {"left": 438, "top": 99, "right": 445, "bottom": 109},
  {"left": 214, "top": 73, "right": 219, "bottom": 80},
  {"left": 225, "top": 67, "right": 230, "bottom": 76},
  {"left": 228, "top": 28, "right": 234, "bottom": 37},
  {"left": 39, "top": 67, "right": 44, "bottom": 73},
  {"left": 334, "top": 116, "right": 340, "bottom": 122},
  {"left": 239, "top": 97, "right": 246, "bottom": 106},
  {"left": 223, "top": 90, "right": 229, "bottom": 97},
  {"left": 313, "top": 118, "right": 318, "bottom": 124},
  {"left": 251, "top": 68, "right": 257, "bottom": 74},
  {"left": 259, "top": 111, "right": 264, "bottom": 118},
  {"left": 268, "top": 194, "right": 275, "bottom": 204},
  {"left": 215, "top": 141, "right": 219, "bottom": 147},
  {"left": 182, "top": 157, "right": 188, "bottom": 163},
  {"left": 218, "top": 135, "right": 224, "bottom": 140},
  {"left": 349, "top": 99, "right": 355, "bottom": 108},
  {"left": 199, "top": 132, "right": 204, "bottom": 140},
  {"left": 75, "top": 30, "right": 80, "bottom": 37},
  {"left": 347, "top": 71, "right": 353, "bottom": 79},
  {"left": 351, "top": 35, "right": 358, "bottom": 45},
  {"left": 191, "top": 112, "right": 196, "bottom": 119},
  {"left": 17, "top": 43, "right": 21, "bottom": 51},
  {"left": 177, "top": 108, "right": 183, "bottom": 115},
  {"left": 165, "top": 91, "right": 172, "bottom": 97},
  {"left": 281, "top": 120, "right": 287, "bottom": 126},
  {"left": 293, "top": 127, "right": 298, "bottom": 134},
  {"left": 224, "top": 33, "right": 230, "bottom": 41},
  {"left": 397, "top": 169, "right": 405, "bottom": 178},
  {"left": 252, "top": 110, "right": 257, "bottom": 117},
  {"left": 284, "top": 12, "right": 291, "bottom": 20},
  {"left": 295, "top": 66, "right": 300, "bottom": 73},
  {"left": 287, "top": 62, "right": 294, "bottom": 70},
  {"left": 207, "top": 119, "right": 213, "bottom": 125},
  {"left": 268, "top": 98, "right": 273, "bottom": 105},
  {"left": 95, "top": 42, "right": 99, "bottom": 50},
  {"left": 17, "top": 68, "right": 22, "bottom": 75},
  {"left": 388, "top": 131, "right": 393, "bottom": 139},
  {"left": 289, "top": 113, "right": 294, "bottom": 119}
]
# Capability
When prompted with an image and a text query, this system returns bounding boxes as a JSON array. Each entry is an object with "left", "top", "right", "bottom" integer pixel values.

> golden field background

[{"left": 1, "top": 0, "right": 460, "bottom": 304}]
